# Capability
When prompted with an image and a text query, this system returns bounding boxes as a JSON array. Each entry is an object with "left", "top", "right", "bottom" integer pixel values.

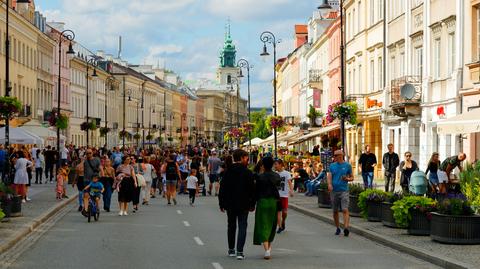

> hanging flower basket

[
  {"left": 242, "top": 122, "right": 255, "bottom": 132},
  {"left": 133, "top": 133, "right": 141, "bottom": 140},
  {"left": 326, "top": 101, "right": 358, "bottom": 125},
  {"left": 80, "top": 121, "right": 97, "bottom": 131},
  {"left": 224, "top": 127, "right": 245, "bottom": 142},
  {"left": 48, "top": 111, "right": 69, "bottom": 130},
  {"left": 167, "top": 137, "right": 173, "bottom": 142},
  {"left": 266, "top": 116, "right": 285, "bottom": 131},
  {"left": 99, "top": 127, "right": 111, "bottom": 137},
  {"left": 146, "top": 134, "right": 154, "bottom": 140},
  {"left": 188, "top": 136, "right": 194, "bottom": 140},
  {"left": 0, "top": 96, "right": 22, "bottom": 119},
  {"left": 119, "top": 130, "right": 131, "bottom": 139}
]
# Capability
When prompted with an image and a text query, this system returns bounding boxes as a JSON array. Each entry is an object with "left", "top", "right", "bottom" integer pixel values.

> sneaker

[
  {"left": 119, "top": 211, "right": 123, "bottom": 216},
  {"left": 78, "top": 206, "right": 83, "bottom": 212},
  {"left": 26, "top": 197, "right": 31, "bottom": 201},
  {"left": 123, "top": 211, "right": 128, "bottom": 216},
  {"left": 344, "top": 228, "right": 350, "bottom": 237},
  {"left": 276, "top": 227, "right": 284, "bottom": 234},
  {"left": 236, "top": 252, "right": 245, "bottom": 260},
  {"left": 228, "top": 249, "right": 236, "bottom": 257},
  {"left": 335, "top": 227, "right": 341, "bottom": 235},
  {"left": 264, "top": 250, "right": 271, "bottom": 260},
  {"left": 22, "top": 199, "right": 26, "bottom": 203}
]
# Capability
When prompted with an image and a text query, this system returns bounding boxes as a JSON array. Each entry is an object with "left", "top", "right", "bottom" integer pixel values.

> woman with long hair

[
  {"left": 399, "top": 152, "right": 419, "bottom": 193},
  {"left": 426, "top": 152, "right": 441, "bottom": 194},
  {"left": 253, "top": 157, "right": 281, "bottom": 260},
  {"left": 13, "top": 151, "right": 32, "bottom": 203},
  {"left": 162, "top": 154, "right": 182, "bottom": 205}
]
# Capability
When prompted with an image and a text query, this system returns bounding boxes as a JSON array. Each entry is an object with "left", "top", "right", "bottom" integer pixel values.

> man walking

[
  {"left": 208, "top": 151, "right": 222, "bottom": 196},
  {"left": 219, "top": 149, "right": 255, "bottom": 260},
  {"left": 44, "top": 146, "right": 56, "bottom": 183},
  {"left": 382, "top": 144, "right": 399, "bottom": 192},
  {"left": 358, "top": 145, "right": 377, "bottom": 189},
  {"left": 328, "top": 150, "right": 353, "bottom": 236},
  {"left": 82, "top": 149, "right": 101, "bottom": 215}
]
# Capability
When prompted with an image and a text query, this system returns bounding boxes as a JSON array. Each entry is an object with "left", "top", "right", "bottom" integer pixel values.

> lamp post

[
  {"left": 140, "top": 82, "right": 146, "bottom": 150},
  {"left": 56, "top": 29, "right": 75, "bottom": 171},
  {"left": 318, "top": 0, "right": 346, "bottom": 155},
  {"left": 260, "top": 31, "right": 281, "bottom": 158},
  {"left": 148, "top": 104, "right": 155, "bottom": 145},
  {"left": 104, "top": 76, "right": 115, "bottom": 148},
  {"left": 85, "top": 56, "right": 98, "bottom": 147},
  {"left": 237, "top": 58, "right": 252, "bottom": 150},
  {"left": 122, "top": 88, "right": 132, "bottom": 149}
]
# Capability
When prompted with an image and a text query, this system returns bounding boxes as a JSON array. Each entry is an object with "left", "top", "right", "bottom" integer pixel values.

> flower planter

[
  {"left": 349, "top": 194, "right": 361, "bottom": 217},
  {"left": 367, "top": 200, "right": 382, "bottom": 222},
  {"left": 381, "top": 202, "right": 400, "bottom": 228},
  {"left": 10, "top": 195, "right": 22, "bottom": 217},
  {"left": 317, "top": 189, "right": 331, "bottom": 208},
  {"left": 430, "top": 212, "right": 480, "bottom": 244},
  {"left": 1, "top": 198, "right": 12, "bottom": 218},
  {"left": 408, "top": 209, "right": 431, "bottom": 236}
]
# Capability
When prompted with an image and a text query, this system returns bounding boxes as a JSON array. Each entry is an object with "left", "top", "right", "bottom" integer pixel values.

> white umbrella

[
  {"left": 243, "top": 137, "right": 264, "bottom": 146},
  {"left": 20, "top": 120, "right": 65, "bottom": 144},
  {"left": 0, "top": 127, "right": 43, "bottom": 145}
]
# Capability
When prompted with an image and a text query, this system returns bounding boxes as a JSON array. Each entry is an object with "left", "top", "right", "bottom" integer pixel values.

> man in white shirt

[
  {"left": 60, "top": 146, "right": 69, "bottom": 166},
  {"left": 274, "top": 159, "right": 293, "bottom": 233}
]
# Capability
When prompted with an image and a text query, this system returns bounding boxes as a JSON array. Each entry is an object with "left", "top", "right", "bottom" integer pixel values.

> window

[
  {"left": 434, "top": 38, "right": 441, "bottom": 79},
  {"left": 353, "top": 68, "right": 356, "bottom": 93},
  {"left": 370, "top": 0, "right": 375, "bottom": 25},
  {"left": 348, "top": 12, "right": 351, "bottom": 39},
  {"left": 448, "top": 33, "right": 455, "bottom": 75},
  {"left": 378, "top": 57, "right": 383, "bottom": 89},
  {"left": 353, "top": 8, "right": 356, "bottom": 34},
  {"left": 358, "top": 64, "right": 362, "bottom": 94},
  {"left": 399, "top": 51, "right": 405, "bottom": 77},
  {"left": 414, "top": 46, "right": 423, "bottom": 78},
  {"left": 390, "top": 56, "right": 396, "bottom": 80},
  {"left": 358, "top": 1, "right": 362, "bottom": 31},
  {"left": 370, "top": 59, "right": 375, "bottom": 91}
]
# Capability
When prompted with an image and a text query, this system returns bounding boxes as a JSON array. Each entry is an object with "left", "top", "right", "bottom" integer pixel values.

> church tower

[{"left": 217, "top": 21, "right": 240, "bottom": 85}]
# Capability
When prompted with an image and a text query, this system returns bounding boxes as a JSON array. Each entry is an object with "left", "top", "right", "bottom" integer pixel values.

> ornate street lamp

[
  {"left": 237, "top": 58, "right": 253, "bottom": 151},
  {"left": 85, "top": 56, "right": 98, "bottom": 147},
  {"left": 318, "top": 0, "right": 347, "bottom": 155},
  {"left": 122, "top": 88, "right": 132, "bottom": 149},
  {"left": 260, "top": 31, "right": 281, "bottom": 158},
  {"left": 56, "top": 29, "right": 75, "bottom": 170}
]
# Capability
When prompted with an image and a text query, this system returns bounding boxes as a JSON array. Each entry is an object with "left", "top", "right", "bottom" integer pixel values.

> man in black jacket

[
  {"left": 218, "top": 149, "right": 255, "bottom": 260},
  {"left": 382, "top": 143, "right": 399, "bottom": 192}
]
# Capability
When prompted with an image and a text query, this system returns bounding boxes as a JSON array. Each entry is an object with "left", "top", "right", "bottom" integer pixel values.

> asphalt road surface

[{"left": 6, "top": 194, "right": 439, "bottom": 269}]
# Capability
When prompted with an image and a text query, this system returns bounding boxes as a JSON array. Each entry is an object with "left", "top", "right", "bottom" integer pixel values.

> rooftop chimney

[{"left": 294, "top": 24, "right": 308, "bottom": 48}]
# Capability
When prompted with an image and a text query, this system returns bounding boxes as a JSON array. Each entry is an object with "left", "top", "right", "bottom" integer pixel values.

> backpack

[{"left": 166, "top": 161, "right": 177, "bottom": 181}]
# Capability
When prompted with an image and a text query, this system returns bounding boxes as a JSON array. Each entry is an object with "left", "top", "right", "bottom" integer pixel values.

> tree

[{"left": 250, "top": 109, "right": 271, "bottom": 139}]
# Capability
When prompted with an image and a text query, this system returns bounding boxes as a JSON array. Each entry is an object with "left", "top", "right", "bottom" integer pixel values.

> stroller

[{"left": 409, "top": 171, "right": 430, "bottom": 196}]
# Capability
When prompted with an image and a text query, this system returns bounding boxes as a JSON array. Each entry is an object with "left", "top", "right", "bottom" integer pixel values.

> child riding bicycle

[{"left": 82, "top": 176, "right": 104, "bottom": 215}]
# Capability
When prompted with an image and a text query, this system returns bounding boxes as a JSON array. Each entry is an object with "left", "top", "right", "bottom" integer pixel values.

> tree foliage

[{"left": 250, "top": 109, "right": 271, "bottom": 139}]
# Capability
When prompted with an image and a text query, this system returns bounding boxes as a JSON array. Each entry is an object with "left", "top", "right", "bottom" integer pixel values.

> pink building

[{"left": 327, "top": 18, "right": 341, "bottom": 108}]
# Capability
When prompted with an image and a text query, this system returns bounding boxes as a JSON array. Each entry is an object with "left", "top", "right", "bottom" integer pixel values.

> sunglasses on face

[{"left": 406, "top": 155, "right": 411, "bottom": 157}]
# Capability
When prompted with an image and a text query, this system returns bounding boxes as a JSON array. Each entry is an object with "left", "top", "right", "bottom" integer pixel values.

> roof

[{"left": 295, "top": 24, "right": 308, "bottom": 34}]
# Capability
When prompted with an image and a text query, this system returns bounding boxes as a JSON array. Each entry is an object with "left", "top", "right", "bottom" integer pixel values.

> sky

[{"left": 36, "top": 0, "right": 321, "bottom": 107}]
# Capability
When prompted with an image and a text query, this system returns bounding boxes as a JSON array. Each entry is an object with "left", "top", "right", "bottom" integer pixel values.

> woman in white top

[
  {"left": 14, "top": 151, "right": 33, "bottom": 203},
  {"left": 140, "top": 156, "right": 154, "bottom": 205}
]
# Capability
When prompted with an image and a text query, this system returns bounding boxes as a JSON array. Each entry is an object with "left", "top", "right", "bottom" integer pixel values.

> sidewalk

[
  {"left": 289, "top": 194, "right": 477, "bottom": 269},
  {"left": 0, "top": 184, "right": 77, "bottom": 254}
]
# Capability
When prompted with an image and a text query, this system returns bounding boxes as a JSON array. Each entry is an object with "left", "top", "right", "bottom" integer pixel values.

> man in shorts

[
  {"left": 438, "top": 153, "right": 467, "bottom": 192},
  {"left": 274, "top": 159, "right": 293, "bottom": 233},
  {"left": 327, "top": 150, "right": 353, "bottom": 237},
  {"left": 208, "top": 151, "right": 222, "bottom": 196}
]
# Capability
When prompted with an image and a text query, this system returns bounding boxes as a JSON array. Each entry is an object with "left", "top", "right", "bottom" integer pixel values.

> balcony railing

[
  {"left": 390, "top": 76, "right": 422, "bottom": 106},
  {"left": 346, "top": 94, "right": 365, "bottom": 111},
  {"left": 308, "top": 69, "right": 322, "bottom": 84}
]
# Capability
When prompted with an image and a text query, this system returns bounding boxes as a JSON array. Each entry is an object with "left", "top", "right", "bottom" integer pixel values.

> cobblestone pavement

[{"left": 289, "top": 195, "right": 478, "bottom": 268}]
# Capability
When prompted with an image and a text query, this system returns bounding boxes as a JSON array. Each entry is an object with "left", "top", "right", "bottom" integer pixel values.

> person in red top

[{"left": 149, "top": 154, "right": 162, "bottom": 198}]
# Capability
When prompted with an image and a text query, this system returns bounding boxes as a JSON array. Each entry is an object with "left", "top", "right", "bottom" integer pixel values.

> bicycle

[{"left": 87, "top": 195, "right": 100, "bottom": 222}]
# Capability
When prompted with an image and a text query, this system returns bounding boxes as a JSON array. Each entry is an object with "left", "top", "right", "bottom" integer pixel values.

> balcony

[
  {"left": 389, "top": 76, "right": 422, "bottom": 117},
  {"left": 308, "top": 69, "right": 323, "bottom": 89},
  {"left": 346, "top": 94, "right": 365, "bottom": 112}
]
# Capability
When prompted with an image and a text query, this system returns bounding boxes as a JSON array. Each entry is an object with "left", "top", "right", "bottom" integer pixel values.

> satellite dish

[{"left": 400, "top": 83, "right": 416, "bottom": 100}]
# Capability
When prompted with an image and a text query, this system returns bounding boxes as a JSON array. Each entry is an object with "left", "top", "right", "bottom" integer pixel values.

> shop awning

[
  {"left": 289, "top": 124, "right": 340, "bottom": 146},
  {"left": 243, "top": 137, "right": 264, "bottom": 146},
  {"left": 437, "top": 109, "right": 480, "bottom": 134},
  {"left": 20, "top": 120, "right": 66, "bottom": 143},
  {"left": 0, "top": 127, "right": 43, "bottom": 145}
]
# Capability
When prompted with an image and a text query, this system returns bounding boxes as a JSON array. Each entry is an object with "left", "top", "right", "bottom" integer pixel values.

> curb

[
  {"left": 289, "top": 203, "right": 473, "bottom": 269},
  {"left": 0, "top": 194, "right": 78, "bottom": 255}
]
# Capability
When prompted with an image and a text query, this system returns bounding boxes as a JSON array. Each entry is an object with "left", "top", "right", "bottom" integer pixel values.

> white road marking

[
  {"left": 194, "top": 236, "right": 204, "bottom": 246},
  {"left": 177, "top": 210, "right": 183, "bottom": 215},
  {"left": 183, "top": 221, "right": 190, "bottom": 227},
  {"left": 212, "top": 262, "right": 223, "bottom": 269}
]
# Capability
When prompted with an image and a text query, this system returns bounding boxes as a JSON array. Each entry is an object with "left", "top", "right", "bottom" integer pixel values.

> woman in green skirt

[{"left": 254, "top": 156, "right": 281, "bottom": 260}]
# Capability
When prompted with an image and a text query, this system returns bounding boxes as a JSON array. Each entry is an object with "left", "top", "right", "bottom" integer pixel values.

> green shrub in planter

[
  {"left": 392, "top": 196, "right": 436, "bottom": 228},
  {"left": 460, "top": 162, "right": 480, "bottom": 214},
  {"left": 348, "top": 183, "right": 364, "bottom": 196},
  {"left": 0, "top": 208, "right": 4, "bottom": 220},
  {"left": 437, "top": 198, "right": 474, "bottom": 216},
  {"left": 358, "top": 189, "right": 391, "bottom": 218}
]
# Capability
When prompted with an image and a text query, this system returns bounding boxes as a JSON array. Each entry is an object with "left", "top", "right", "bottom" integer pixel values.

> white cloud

[{"left": 206, "top": 0, "right": 292, "bottom": 20}]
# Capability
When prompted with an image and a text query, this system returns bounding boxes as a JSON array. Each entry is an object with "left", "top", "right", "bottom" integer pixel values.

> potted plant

[
  {"left": 348, "top": 183, "right": 364, "bottom": 217},
  {"left": 317, "top": 182, "right": 331, "bottom": 208},
  {"left": 99, "top": 127, "right": 111, "bottom": 137},
  {"left": 80, "top": 121, "right": 97, "bottom": 131},
  {"left": 459, "top": 162, "right": 480, "bottom": 213},
  {"left": 266, "top": 115, "right": 285, "bottom": 132},
  {"left": 0, "top": 182, "right": 21, "bottom": 218},
  {"left": 0, "top": 96, "right": 22, "bottom": 119},
  {"left": 326, "top": 101, "right": 358, "bottom": 125},
  {"left": 382, "top": 192, "right": 406, "bottom": 228},
  {"left": 307, "top": 105, "right": 324, "bottom": 127},
  {"left": 391, "top": 196, "right": 436, "bottom": 235},
  {"left": 146, "top": 134, "right": 154, "bottom": 141},
  {"left": 48, "top": 111, "right": 69, "bottom": 130},
  {"left": 358, "top": 189, "right": 391, "bottom": 221},
  {"left": 133, "top": 133, "right": 141, "bottom": 140},
  {"left": 430, "top": 198, "right": 480, "bottom": 244}
]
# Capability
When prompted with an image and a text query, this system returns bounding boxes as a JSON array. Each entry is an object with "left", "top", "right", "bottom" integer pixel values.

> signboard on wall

[{"left": 313, "top": 89, "right": 321, "bottom": 108}]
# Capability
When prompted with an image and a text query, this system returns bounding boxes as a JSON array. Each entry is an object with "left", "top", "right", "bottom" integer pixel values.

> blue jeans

[
  {"left": 362, "top": 172, "right": 374, "bottom": 189},
  {"left": 102, "top": 183, "right": 112, "bottom": 210},
  {"left": 78, "top": 191, "right": 83, "bottom": 207}
]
